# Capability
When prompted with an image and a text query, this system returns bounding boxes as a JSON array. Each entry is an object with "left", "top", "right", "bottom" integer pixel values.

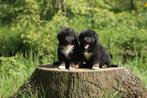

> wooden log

[
  {"left": 31, "top": 65, "right": 145, "bottom": 98},
  {"left": 12, "top": 64, "right": 145, "bottom": 98}
]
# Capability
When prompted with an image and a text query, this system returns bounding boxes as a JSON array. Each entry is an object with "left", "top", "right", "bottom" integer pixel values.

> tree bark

[
  {"left": 130, "top": 0, "right": 137, "bottom": 10},
  {"left": 13, "top": 64, "right": 145, "bottom": 98}
]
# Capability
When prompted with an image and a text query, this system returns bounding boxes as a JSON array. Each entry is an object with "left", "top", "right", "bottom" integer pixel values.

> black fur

[
  {"left": 79, "top": 29, "right": 117, "bottom": 69},
  {"left": 57, "top": 28, "right": 79, "bottom": 69}
]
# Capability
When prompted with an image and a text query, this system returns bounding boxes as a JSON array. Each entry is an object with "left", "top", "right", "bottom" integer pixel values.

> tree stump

[
  {"left": 13, "top": 64, "right": 146, "bottom": 98},
  {"left": 31, "top": 65, "right": 145, "bottom": 98}
]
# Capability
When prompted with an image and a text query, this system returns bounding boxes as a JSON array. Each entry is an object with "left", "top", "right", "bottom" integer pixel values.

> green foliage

[
  {"left": 0, "top": 0, "right": 25, "bottom": 24},
  {"left": 0, "top": 26, "right": 23, "bottom": 55},
  {"left": 0, "top": 0, "right": 146, "bottom": 62},
  {"left": 0, "top": 0, "right": 147, "bottom": 97},
  {"left": 110, "top": 0, "right": 144, "bottom": 12}
]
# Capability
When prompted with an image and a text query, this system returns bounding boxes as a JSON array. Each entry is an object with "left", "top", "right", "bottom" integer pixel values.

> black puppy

[
  {"left": 79, "top": 29, "right": 115, "bottom": 69},
  {"left": 57, "top": 28, "right": 79, "bottom": 70}
]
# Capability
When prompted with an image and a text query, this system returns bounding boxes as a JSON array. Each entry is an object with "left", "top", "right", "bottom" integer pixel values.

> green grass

[{"left": 0, "top": 54, "right": 39, "bottom": 98}]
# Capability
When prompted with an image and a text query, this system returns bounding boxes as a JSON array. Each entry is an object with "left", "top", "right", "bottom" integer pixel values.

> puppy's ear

[
  {"left": 57, "top": 27, "right": 67, "bottom": 40},
  {"left": 74, "top": 32, "right": 78, "bottom": 39},
  {"left": 57, "top": 32, "right": 62, "bottom": 41},
  {"left": 78, "top": 33, "right": 82, "bottom": 42}
]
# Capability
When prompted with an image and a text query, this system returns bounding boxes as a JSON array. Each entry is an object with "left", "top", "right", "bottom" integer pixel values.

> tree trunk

[
  {"left": 130, "top": 0, "right": 137, "bottom": 10},
  {"left": 13, "top": 64, "right": 145, "bottom": 98}
]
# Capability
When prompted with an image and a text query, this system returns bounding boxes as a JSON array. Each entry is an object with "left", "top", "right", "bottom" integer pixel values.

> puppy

[
  {"left": 57, "top": 28, "right": 79, "bottom": 70},
  {"left": 79, "top": 29, "right": 115, "bottom": 69}
]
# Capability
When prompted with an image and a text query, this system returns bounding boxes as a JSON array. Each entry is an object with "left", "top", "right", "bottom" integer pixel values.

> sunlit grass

[{"left": 0, "top": 53, "right": 39, "bottom": 98}]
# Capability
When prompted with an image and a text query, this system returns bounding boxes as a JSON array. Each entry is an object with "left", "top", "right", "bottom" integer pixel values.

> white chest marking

[
  {"left": 84, "top": 51, "right": 92, "bottom": 60},
  {"left": 62, "top": 45, "right": 74, "bottom": 57}
]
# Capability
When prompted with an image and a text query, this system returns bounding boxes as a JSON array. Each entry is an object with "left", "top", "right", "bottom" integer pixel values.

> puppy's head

[
  {"left": 79, "top": 29, "right": 98, "bottom": 50},
  {"left": 57, "top": 28, "right": 77, "bottom": 46}
]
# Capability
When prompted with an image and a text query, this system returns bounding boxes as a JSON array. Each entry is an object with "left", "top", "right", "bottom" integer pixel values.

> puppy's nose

[{"left": 66, "top": 43, "right": 71, "bottom": 46}]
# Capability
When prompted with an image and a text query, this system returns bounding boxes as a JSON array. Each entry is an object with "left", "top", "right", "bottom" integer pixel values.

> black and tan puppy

[
  {"left": 57, "top": 28, "right": 79, "bottom": 70},
  {"left": 79, "top": 29, "right": 115, "bottom": 69}
]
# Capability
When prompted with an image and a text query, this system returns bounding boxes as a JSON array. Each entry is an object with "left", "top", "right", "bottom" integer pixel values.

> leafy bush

[{"left": 0, "top": 0, "right": 147, "bottom": 63}]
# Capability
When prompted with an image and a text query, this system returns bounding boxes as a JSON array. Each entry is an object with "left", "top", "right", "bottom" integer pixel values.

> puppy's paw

[
  {"left": 69, "top": 67, "right": 75, "bottom": 70},
  {"left": 92, "top": 64, "right": 100, "bottom": 70},
  {"left": 101, "top": 64, "right": 108, "bottom": 68},
  {"left": 69, "top": 65, "right": 75, "bottom": 70},
  {"left": 75, "top": 64, "right": 79, "bottom": 69},
  {"left": 58, "top": 64, "right": 66, "bottom": 69},
  {"left": 92, "top": 66, "right": 100, "bottom": 70}
]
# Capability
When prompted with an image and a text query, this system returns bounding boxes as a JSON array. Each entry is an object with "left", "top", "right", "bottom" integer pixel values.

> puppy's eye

[
  {"left": 65, "top": 36, "right": 75, "bottom": 41},
  {"left": 84, "top": 37, "right": 94, "bottom": 42},
  {"left": 84, "top": 37, "right": 90, "bottom": 41}
]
